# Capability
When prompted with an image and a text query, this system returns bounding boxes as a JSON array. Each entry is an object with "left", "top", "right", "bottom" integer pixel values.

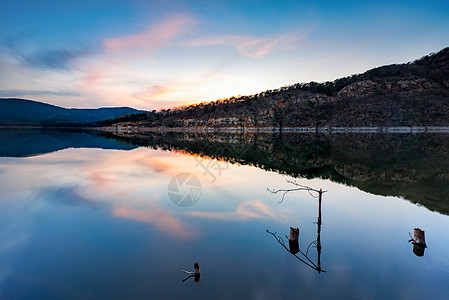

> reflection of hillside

[
  {"left": 102, "top": 132, "right": 449, "bottom": 215},
  {"left": 0, "top": 129, "right": 137, "bottom": 157}
]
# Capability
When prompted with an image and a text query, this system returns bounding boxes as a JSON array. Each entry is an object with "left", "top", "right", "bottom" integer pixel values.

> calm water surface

[{"left": 0, "top": 130, "right": 448, "bottom": 299}]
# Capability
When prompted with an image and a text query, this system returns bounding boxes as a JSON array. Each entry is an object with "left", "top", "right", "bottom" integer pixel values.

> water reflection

[
  {"left": 2, "top": 130, "right": 449, "bottom": 298},
  {"left": 97, "top": 131, "right": 449, "bottom": 216},
  {"left": 2, "top": 129, "right": 449, "bottom": 216},
  {"left": 0, "top": 128, "right": 137, "bottom": 157},
  {"left": 182, "top": 262, "right": 201, "bottom": 283},
  {"left": 409, "top": 228, "right": 427, "bottom": 257},
  {"left": 267, "top": 182, "right": 326, "bottom": 273}
]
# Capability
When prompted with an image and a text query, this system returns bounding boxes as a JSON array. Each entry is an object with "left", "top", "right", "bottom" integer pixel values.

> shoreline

[
  {"left": 93, "top": 125, "right": 449, "bottom": 134},
  {"left": 2, "top": 125, "right": 449, "bottom": 134}
]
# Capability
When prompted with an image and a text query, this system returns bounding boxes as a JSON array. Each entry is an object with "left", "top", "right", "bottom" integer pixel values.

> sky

[{"left": 0, "top": 0, "right": 448, "bottom": 110}]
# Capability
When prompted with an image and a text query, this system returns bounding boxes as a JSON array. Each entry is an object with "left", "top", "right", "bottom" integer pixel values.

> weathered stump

[
  {"left": 288, "top": 227, "right": 300, "bottom": 254},
  {"left": 411, "top": 228, "right": 427, "bottom": 257},
  {"left": 413, "top": 228, "right": 426, "bottom": 245},
  {"left": 194, "top": 262, "right": 200, "bottom": 282}
]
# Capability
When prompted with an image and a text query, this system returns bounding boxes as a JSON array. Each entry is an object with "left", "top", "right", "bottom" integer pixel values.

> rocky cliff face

[{"left": 336, "top": 78, "right": 432, "bottom": 98}]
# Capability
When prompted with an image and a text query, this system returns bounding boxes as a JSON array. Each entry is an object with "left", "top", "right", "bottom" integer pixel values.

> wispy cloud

[
  {"left": 0, "top": 89, "right": 80, "bottom": 98},
  {"left": 112, "top": 203, "right": 196, "bottom": 238},
  {"left": 81, "top": 64, "right": 108, "bottom": 87},
  {"left": 39, "top": 186, "right": 98, "bottom": 208},
  {"left": 134, "top": 85, "right": 171, "bottom": 101},
  {"left": 84, "top": 168, "right": 117, "bottom": 188},
  {"left": 138, "top": 157, "right": 180, "bottom": 174},
  {"left": 1, "top": 35, "right": 94, "bottom": 70},
  {"left": 183, "top": 33, "right": 301, "bottom": 58},
  {"left": 21, "top": 48, "right": 92, "bottom": 70},
  {"left": 104, "top": 14, "right": 196, "bottom": 53},
  {"left": 186, "top": 200, "right": 279, "bottom": 221}
]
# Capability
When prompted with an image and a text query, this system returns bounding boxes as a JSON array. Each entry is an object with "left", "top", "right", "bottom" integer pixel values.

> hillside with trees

[{"left": 101, "top": 47, "right": 449, "bottom": 129}]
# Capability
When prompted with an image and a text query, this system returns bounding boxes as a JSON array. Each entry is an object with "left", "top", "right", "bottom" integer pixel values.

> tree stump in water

[
  {"left": 413, "top": 228, "right": 426, "bottom": 245},
  {"left": 194, "top": 262, "right": 200, "bottom": 282},
  {"left": 289, "top": 227, "right": 300, "bottom": 254},
  {"left": 411, "top": 228, "right": 427, "bottom": 257}
]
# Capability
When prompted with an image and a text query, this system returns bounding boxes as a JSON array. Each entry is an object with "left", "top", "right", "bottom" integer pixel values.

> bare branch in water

[
  {"left": 266, "top": 187, "right": 312, "bottom": 203},
  {"left": 267, "top": 179, "right": 327, "bottom": 203}
]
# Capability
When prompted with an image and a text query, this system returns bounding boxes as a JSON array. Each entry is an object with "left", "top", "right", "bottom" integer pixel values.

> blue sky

[{"left": 1, "top": 0, "right": 448, "bottom": 109}]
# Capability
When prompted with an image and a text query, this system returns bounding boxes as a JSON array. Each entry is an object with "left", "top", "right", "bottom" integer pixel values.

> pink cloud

[
  {"left": 183, "top": 33, "right": 301, "bottom": 58},
  {"left": 104, "top": 14, "right": 196, "bottom": 53},
  {"left": 186, "top": 200, "right": 279, "bottom": 221},
  {"left": 134, "top": 85, "right": 170, "bottom": 101},
  {"left": 81, "top": 65, "right": 106, "bottom": 87},
  {"left": 84, "top": 167, "right": 117, "bottom": 188},
  {"left": 112, "top": 204, "right": 196, "bottom": 238}
]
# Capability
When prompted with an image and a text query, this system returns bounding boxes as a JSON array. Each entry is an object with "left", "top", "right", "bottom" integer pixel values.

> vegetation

[
  {"left": 101, "top": 47, "right": 449, "bottom": 128},
  {"left": 97, "top": 112, "right": 150, "bottom": 125}
]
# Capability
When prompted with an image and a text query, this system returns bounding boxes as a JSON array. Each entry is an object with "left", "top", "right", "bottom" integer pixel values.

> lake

[{"left": 1, "top": 129, "right": 449, "bottom": 299}]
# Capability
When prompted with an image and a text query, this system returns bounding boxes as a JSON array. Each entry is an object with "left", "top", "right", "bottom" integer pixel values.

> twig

[
  {"left": 182, "top": 274, "right": 195, "bottom": 282},
  {"left": 306, "top": 240, "right": 317, "bottom": 256},
  {"left": 286, "top": 179, "right": 327, "bottom": 194},
  {"left": 408, "top": 232, "right": 414, "bottom": 243},
  {"left": 267, "top": 180, "right": 327, "bottom": 203},
  {"left": 267, "top": 187, "right": 316, "bottom": 203}
]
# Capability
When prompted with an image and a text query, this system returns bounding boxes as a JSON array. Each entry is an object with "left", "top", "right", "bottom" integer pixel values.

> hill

[
  {"left": 103, "top": 47, "right": 449, "bottom": 129},
  {"left": 0, "top": 98, "right": 146, "bottom": 126}
]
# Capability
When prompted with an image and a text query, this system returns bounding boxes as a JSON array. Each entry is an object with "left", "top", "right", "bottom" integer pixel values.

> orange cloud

[
  {"left": 183, "top": 33, "right": 301, "bottom": 58},
  {"left": 186, "top": 200, "right": 279, "bottom": 221},
  {"left": 138, "top": 157, "right": 180, "bottom": 174},
  {"left": 135, "top": 85, "right": 171, "bottom": 101},
  {"left": 104, "top": 14, "right": 195, "bottom": 53},
  {"left": 112, "top": 204, "right": 196, "bottom": 238}
]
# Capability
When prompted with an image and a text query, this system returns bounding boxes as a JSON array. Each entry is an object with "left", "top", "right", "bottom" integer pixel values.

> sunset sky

[{"left": 1, "top": 0, "right": 448, "bottom": 110}]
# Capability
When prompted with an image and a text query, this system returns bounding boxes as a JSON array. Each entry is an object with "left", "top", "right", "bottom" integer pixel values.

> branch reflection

[
  {"left": 267, "top": 181, "right": 326, "bottom": 273},
  {"left": 181, "top": 262, "right": 201, "bottom": 283}
]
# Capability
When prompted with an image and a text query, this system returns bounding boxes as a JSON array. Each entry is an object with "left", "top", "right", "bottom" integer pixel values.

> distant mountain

[
  {"left": 0, "top": 98, "right": 146, "bottom": 126},
  {"left": 104, "top": 47, "right": 449, "bottom": 128},
  {"left": 0, "top": 128, "right": 137, "bottom": 157}
]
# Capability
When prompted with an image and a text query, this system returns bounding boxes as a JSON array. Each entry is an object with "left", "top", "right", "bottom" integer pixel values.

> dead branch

[{"left": 267, "top": 179, "right": 327, "bottom": 203}]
